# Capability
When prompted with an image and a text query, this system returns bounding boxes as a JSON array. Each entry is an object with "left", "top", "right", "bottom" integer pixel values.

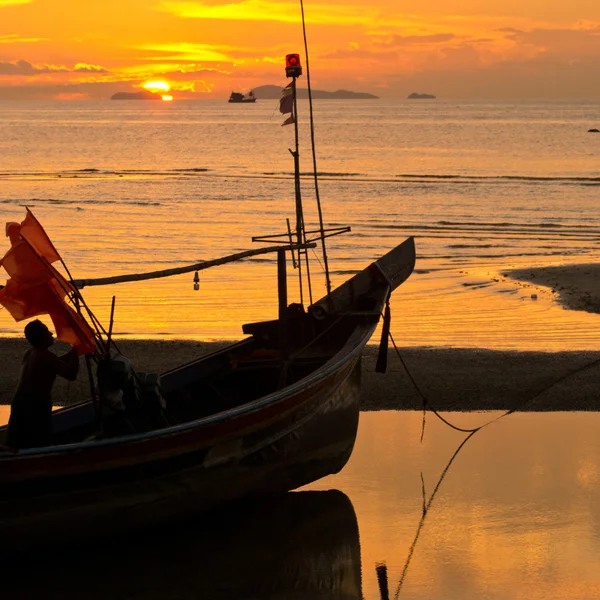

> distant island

[
  {"left": 111, "top": 91, "right": 161, "bottom": 100},
  {"left": 251, "top": 85, "right": 378, "bottom": 99},
  {"left": 407, "top": 93, "right": 436, "bottom": 100}
]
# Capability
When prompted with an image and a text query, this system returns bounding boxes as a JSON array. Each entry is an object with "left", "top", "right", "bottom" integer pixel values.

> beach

[
  {"left": 502, "top": 263, "right": 600, "bottom": 315},
  {"left": 1, "top": 260, "right": 599, "bottom": 413},
  {"left": 1, "top": 342, "right": 598, "bottom": 413}
]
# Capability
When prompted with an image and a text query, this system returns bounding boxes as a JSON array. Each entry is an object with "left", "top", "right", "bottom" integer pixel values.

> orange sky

[{"left": 1, "top": 0, "right": 600, "bottom": 99}]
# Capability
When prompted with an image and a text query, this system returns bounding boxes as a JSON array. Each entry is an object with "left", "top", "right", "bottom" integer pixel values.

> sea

[
  {"left": 1, "top": 98, "right": 599, "bottom": 349},
  {"left": 2, "top": 100, "right": 600, "bottom": 598}
]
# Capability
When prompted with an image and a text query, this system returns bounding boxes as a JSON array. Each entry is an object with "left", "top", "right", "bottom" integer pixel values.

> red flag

[
  {"left": 0, "top": 211, "right": 96, "bottom": 355},
  {"left": 281, "top": 115, "right": 295, "bottom": 127},
  {"left": 21, "top": 208, "right": 61, "bottom": 264}
]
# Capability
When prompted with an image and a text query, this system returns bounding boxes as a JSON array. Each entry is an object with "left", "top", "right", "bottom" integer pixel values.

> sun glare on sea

[{"left": 162, "top": 95, "right": 174, "bottom": 102}]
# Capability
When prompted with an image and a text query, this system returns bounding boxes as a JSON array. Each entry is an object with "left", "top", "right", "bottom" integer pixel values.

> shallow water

[
  {"left": 1, "top": 99, "right": 599, "bottom": 349},
  {"left": 305, "top": 411, "right": 600, "bottom": 600},
  {"left": 3, "top": 410, "right": 600, "bottom": 599}
]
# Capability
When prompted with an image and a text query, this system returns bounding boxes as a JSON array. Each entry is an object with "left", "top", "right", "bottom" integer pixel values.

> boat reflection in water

[{"left": 3, "top": 490, "right": 362, "bottom": 600}]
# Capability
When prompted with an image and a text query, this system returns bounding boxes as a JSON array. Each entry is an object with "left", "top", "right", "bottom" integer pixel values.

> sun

[{"left": 143, "top": 81, "right": 170, "bottom": 92}]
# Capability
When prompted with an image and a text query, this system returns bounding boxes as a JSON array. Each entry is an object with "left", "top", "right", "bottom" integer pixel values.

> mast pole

[
  {"left": 292, "top": 76, "right": 314, "bottom": 305},
  {"left": 299, "top": 0, "right": 332, "bottom": 296},
  {"left": 291, "top": 75, "right": 305, "bottom": 305}
]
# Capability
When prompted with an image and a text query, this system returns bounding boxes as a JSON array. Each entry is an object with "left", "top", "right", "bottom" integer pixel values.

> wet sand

[
  {"left": 1, "top": 339, "right": 598, "bottom": 412},
  {"left": 1, "top": 262, "right": 598, "bottom": 413},
  {"left": 502, "top": 263, "right": 600, "bottom": 314}
]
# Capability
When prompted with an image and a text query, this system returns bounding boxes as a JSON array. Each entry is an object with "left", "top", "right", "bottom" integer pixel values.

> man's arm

[{"left": 55, "top": 346, "right": 79, "bottom": 381}]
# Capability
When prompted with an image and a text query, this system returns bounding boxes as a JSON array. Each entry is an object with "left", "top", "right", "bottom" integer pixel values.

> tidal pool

[
  {"left": 2, "top": 410, "right": 599, "bottom": 599},
  {"left": 305, "top": 411, "right": 600, "bottom": 600}
]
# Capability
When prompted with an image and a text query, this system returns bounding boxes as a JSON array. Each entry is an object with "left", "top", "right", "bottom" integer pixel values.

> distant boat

[{"left": 229, "top": 90, "right": 257, "bottom": 103}]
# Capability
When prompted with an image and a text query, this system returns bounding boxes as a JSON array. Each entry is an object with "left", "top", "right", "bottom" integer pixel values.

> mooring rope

[
  {"left": 374, "top": 305, "right": 600, "bottom": 599},
  {"left": 386, "top": 320, "right": 600, "bottom": 437},
  {"left": 391, "top": 429, "right": 477, "bottom": 599},
  {"left": 382, "top": 339, "right": 600, "bottom": 598}
]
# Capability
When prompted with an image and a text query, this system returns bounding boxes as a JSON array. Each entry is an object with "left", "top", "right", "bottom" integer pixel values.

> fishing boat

[
  {"left": 0, "top": 54, "right": 415, "bottom": 549},
  {"left": 228, "top": 90, "right": 256, "bottom": 103}
]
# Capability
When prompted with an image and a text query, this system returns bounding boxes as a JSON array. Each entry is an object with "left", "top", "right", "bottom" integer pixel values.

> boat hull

[
  {"left": 0, "top": 352, "right": 361, "bottom": 552},
  {"left": 0, "top": 236, "right": 415, "bottom": 552}
]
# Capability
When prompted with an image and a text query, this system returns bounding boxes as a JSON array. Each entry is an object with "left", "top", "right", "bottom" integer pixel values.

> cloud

[
  {"left": 502, "top": 26, "right": 600, "bottom": 58},
  {"left": 0, "top": 34, "right": 46, "bottom": 44},
  {"left": 73, "top": 63, "right": 108, "bottom": 73},
  {"left": 378, "top": 33, "right": 456, "bottom": 46},
  {"left": 497, "top": 27, "right": 522, "bottom": 34},
  {"left": 120, "top": 63, "right": 231, "bottom": 76},
  {"left": 0, "top": 59, "right": 108, "bottom": 75},
  {"left": 0, "top": 60, "right": 66, "bottom": 75},
  {"left": 351, "top": 21, "right": 600, "bottom": 78},
  {"left": 321, "top": 47, "right": 399, "bottom": 61},
  {"left": 154, "top": 67, "right": 232, "bottom": 80},
  {"left": 136, "top": 42, "right": 234, "bottom": 62},
  {"left": 160, "top": 0, "right": 375, "bottom": 25},
  {"left": 116, "top": 64, "right": 233, "bottom": 90},
  {"left": 0, "top": 0, "right": 30, "bottom": 6}
]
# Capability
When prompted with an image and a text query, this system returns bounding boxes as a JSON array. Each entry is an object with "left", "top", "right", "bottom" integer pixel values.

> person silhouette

[{"left": 6, "top": 319, "right": 79, "bottom": 450}]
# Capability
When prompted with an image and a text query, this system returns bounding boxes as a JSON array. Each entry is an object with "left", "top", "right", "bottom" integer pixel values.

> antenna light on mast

[{"left": 285, "top": 54, "right": 302, "bottom": 78}]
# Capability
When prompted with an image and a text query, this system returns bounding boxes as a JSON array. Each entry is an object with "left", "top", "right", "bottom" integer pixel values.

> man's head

[{"left": 24, "top": 320, "right": 54, "bottom": 348}]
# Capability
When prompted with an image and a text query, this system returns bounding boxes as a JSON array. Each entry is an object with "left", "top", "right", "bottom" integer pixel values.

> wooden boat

[
  {"left": 0, "top": 53, "right": 415, "bottom": 549},
  {"left": 3, "top": 490, "right": 363, "bottom": 598},
  {"left": 0, "top": 235, "right": 415, "bottom": 549},
  {"left": 229, "top": 90, "right": 257, "bottom": 103}
]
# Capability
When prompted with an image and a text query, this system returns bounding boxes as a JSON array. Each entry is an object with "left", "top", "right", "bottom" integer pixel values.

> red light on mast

[
  {"left": 285, "top": 54, "right": 302, "bottom": 78},
  {"left": 286, "top": 54, "right": 301, "bottom": 68}
]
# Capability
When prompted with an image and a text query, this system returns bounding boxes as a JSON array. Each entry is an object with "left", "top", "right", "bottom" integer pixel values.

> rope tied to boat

[
  {"left": 370, "top": 261, "right": 394, "bottom": 374},
  {"left": 375, "top": 298, "right": 391, "bottom": 374},
  {"left": 387, "top": 327, "right": 600, "bottom": 438}
]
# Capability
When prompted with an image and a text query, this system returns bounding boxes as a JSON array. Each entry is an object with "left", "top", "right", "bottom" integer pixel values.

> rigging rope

[
  {"left": 387, "top": 321, "right": 600, "bottom": 436},
  {"left": 299, "top": 0, "right": 332, "bottom": 295}
]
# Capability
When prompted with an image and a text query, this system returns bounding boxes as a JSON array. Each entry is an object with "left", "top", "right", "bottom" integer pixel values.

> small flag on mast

[{"left": 279, "top": 82, "right": 294, "bottom": 126}]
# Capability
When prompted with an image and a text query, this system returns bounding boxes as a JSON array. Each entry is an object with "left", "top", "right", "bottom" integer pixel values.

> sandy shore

[
  {"left": 1, "top": 338, "right": 598, "bottom": 412},
  {"left": 502, "top": 263, "right": 600, "bottom": 314},
  {"left": 2, "top": 261, "right": 598, "bottom": 413}
]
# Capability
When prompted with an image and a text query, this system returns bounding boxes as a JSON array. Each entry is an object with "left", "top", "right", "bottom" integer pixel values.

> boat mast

[
  {"left": 286, "top": 54, "right": 313, "bottom": 305},
  {"left": 298, "top": 0, "right": 332, "bottom": 296},
  {"left": 251, "top": 57, "right": 351, "bottom": 303}
]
